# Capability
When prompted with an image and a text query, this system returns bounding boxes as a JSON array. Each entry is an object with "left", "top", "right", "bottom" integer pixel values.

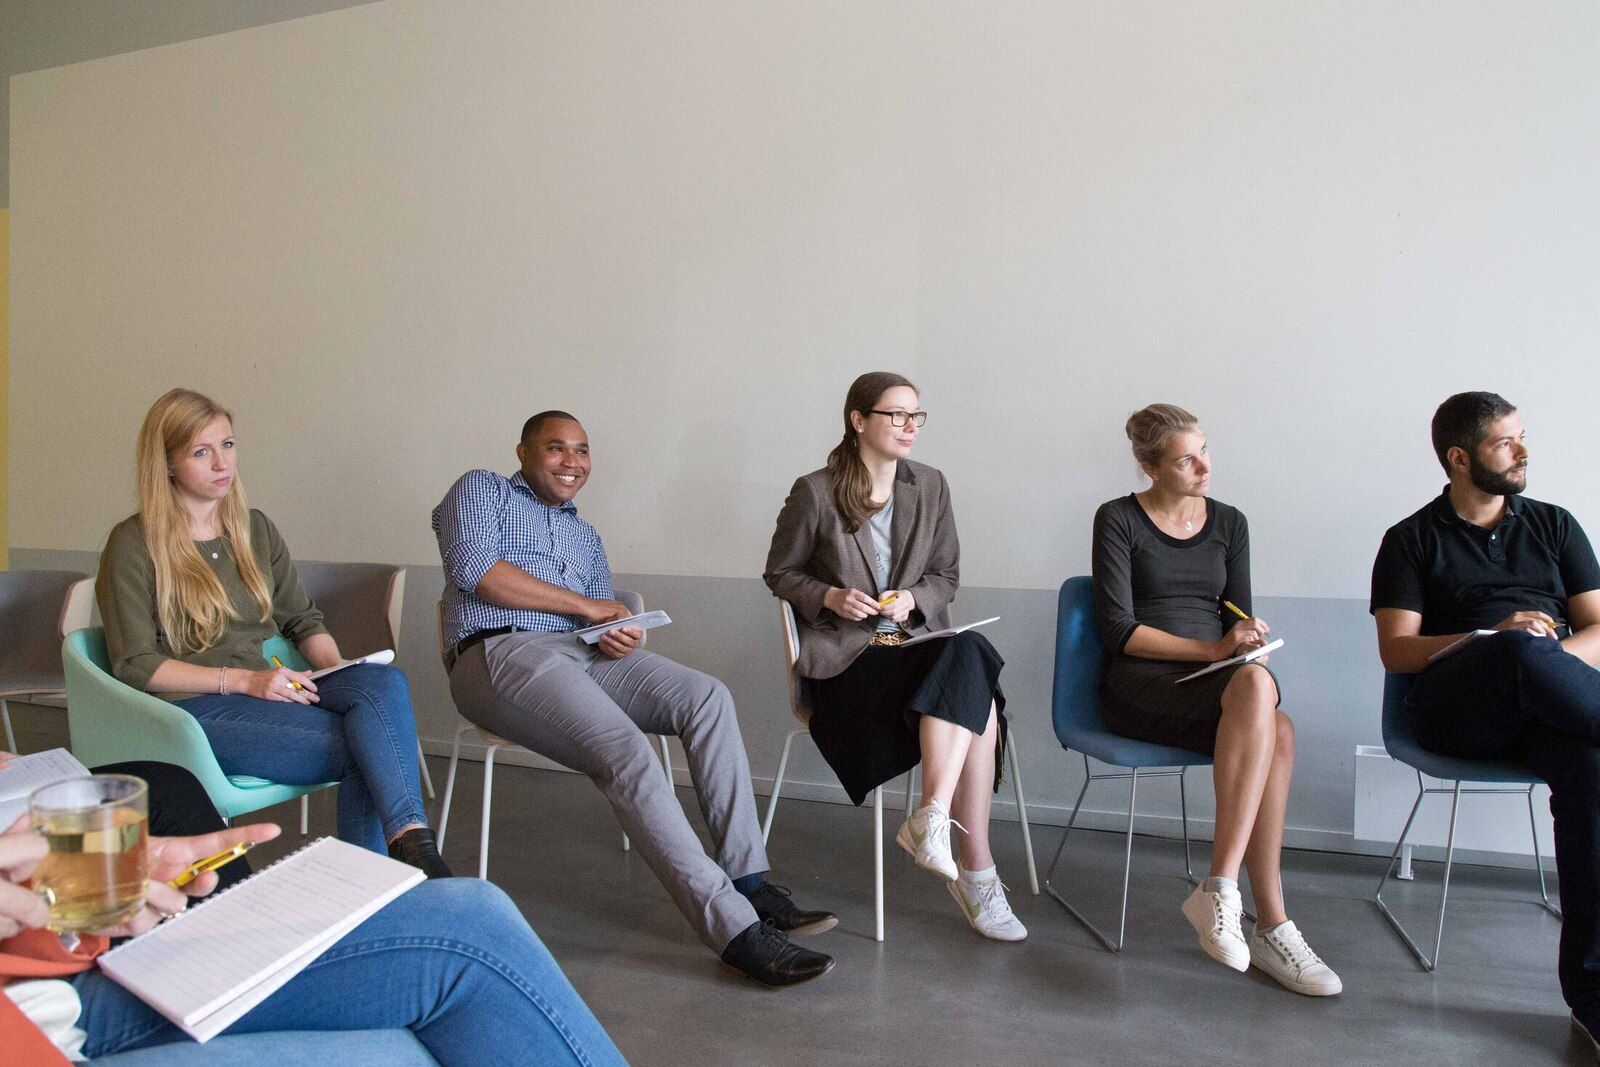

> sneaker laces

[
  {"left": 1206, "top": 890, "right": 1243, "bottom": 936},
  {"left": 1264, "top": 923, "right": 1323, "bottom": 972},
  {"left": 972, "top": 878, "right": 1014, "bottom": 919},
  {"left": 921, "top": 804, "right": 968, "bottom": 843}
]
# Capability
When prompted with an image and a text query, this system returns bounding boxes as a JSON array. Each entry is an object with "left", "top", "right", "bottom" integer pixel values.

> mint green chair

[{"left": 62, "top": 628, "right": 336, "bottom": 826}]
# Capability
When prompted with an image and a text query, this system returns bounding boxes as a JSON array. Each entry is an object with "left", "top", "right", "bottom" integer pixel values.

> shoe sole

[
  {"left": 895, "top": 822, "right": 958, "bottom": 882},
  {"left": 1249, "top": 957, "right": 1342, "bottom": 996},
  {"left": 946, "top": 882, "right": 1027, "bottom": 942},
  {"left": 723, "top": 956, "right": 837, "bottom": 988},
  {"left": 786, "top": 915, "right": 840, "bottom": 936}
]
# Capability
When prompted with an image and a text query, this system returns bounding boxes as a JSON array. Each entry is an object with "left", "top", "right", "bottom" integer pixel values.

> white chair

[
  {"left": 761, "top": 600, "right": 1039, "bottom": 942},
  {"left": 0, "top": 572, "right": 94, "bottom": 751},
  {"left": 434, "top": 592, "right": 673, "bottom": 879}
]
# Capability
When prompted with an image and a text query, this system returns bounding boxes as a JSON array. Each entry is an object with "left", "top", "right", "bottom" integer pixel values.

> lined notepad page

[
  {"left": 98, "top": 837, "right": 423, "bottom": 1042},
  {"left": 0, "top": 748, "right": 90, "bottom": 826}
]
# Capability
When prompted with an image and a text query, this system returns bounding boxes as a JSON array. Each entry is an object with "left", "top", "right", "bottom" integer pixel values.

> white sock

[
  {"left": 959, "top": 864, "right": 997, "bottom": 886},
  {"left": 1202, "top": 876, "right": 1238, "bottom": 895},
  {"left": 1254, "top": 920, "right": 1288, "bottom": 937}
]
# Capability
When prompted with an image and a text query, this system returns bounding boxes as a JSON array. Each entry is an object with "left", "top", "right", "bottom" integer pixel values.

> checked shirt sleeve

[
  {"left": 435, "top": 471, "right": 508, "bottom": 594},
  {"left": 584, "top": 531, "right": 616, "bottom": 601}
]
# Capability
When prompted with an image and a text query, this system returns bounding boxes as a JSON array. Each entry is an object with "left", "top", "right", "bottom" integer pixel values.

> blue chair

[
  {"left": 1373, "top": 672, "right": 1560, "bottom": 971},
  {"left": 1045, "top": 576, "right": 1214, "bottom": 951},
  {"left": 62, "top": 628, "right": 336, "bottom": 826}
]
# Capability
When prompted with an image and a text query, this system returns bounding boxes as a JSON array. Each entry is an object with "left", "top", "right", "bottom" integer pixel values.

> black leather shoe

[
  {"left": 387, "top": 827, "right": 454, "bottom": 879},
  {"left": 744, "top": 882, "right": 838, "bottom": 936},
  {"left": 721, "top": 920, "right": 835, "bottom": 987}
]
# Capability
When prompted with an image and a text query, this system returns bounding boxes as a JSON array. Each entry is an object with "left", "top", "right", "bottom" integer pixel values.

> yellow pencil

[
  {"left": 269, "top": 655, "right": 303, "bottom": 691},
  {"left": 1221, "top": 600, "right": 1251, "bottom": 622},
  {"left": 169, "top": 841, "right": 255, "bottom": 888},
  {"left": 878, "top": 593, "right": 898, "bottom": 608}
]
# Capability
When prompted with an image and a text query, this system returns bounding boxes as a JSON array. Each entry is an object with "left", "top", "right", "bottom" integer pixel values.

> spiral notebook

[{"left": 96, "top": 837, "right": 423, "bottom": 1043}]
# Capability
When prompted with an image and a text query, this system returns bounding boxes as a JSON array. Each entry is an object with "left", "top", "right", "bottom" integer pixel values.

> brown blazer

[{"left": 763, "top": 460, "right": 959, "bottom": 680}]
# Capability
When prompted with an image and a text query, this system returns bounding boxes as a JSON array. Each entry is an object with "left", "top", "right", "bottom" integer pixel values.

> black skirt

[
  {"left": 807, "top": 630, "right": 1006, "bottom": 805},
  {"left": 1100, "top": 655, "right": 1281, "bottom": 757}
]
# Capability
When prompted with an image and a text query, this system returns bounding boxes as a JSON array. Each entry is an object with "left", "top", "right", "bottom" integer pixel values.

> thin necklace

[{"left": 1145, "top": 493, "right": 1197, "bottom": 532}]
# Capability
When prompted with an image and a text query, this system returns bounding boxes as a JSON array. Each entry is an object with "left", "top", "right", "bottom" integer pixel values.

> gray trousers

[{"left": 448, "top": 631, "right": 767, "bottom": 950}]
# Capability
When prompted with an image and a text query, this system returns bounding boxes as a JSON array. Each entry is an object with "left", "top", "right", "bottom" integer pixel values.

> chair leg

[
  {"left": 1179, "top": 767, "right": 1198, "bottom": 886},
  {"left": 1046, "top": 756, "right": 1139, "bottom": 952},
  {"left": 660, "top": 735, "right": 674, "bottom": 789},
  {"left": 479, "top": 743, "right": 497, "bottom": 881},
  {"left": 417, "top": 739, "right": 436, "bottom": 800},
  {"left": 761, "top": 728, "right": 803, "bottom": 845},
  {"left": 1528, "top": 786, "right": 1563, "bottom": 919},
  {"left": 1006, "top": 733, "right": 1039, "bottom": 895},
  {"left": 874, "top": 785, "right": 885, "bottom": 943},
  {"left": 437, "top": 725, "right": 467, "bottom": 850},
  {"left": 300, "top": 794, "right": 309, "bottom": 836},
  {"left": 1, "top": 698, "right": 14, "bottom": 754},
  {"left": 905, "top": 765, "right": 918, "bottom": 823},
  {"left": 1375, "top": 778, "right": 1461, "bottom": 972}
]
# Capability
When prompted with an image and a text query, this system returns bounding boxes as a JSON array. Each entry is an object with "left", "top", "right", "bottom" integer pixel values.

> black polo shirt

[{"left": 1370, "top": 489, "right": 1600, "bottom": 637}]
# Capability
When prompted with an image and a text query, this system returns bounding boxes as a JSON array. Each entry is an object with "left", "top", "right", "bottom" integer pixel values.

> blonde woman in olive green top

[{"left": 96, "top": 388, "right": 448, "bottom": 876}]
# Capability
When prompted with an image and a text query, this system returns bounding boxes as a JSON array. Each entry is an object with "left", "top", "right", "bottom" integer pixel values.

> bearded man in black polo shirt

[{"left": 1372, "top": 391, "right": 1600, "bottom": 1053}]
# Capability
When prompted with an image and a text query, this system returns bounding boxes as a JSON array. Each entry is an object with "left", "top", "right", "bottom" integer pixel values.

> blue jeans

[
  {"left": 178, "top": 663, "right": 428, "bottom": 851},
  {"left": 1412, "top": 630, "right": 1600, "bottom": 1016},
  {"left": 74, "top": 879, "right": 627, "bottom": 1066}
]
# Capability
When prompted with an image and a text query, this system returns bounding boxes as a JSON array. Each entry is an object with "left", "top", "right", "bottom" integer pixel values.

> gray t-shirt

[{"left": 867, "top": 497, "right": 899, "bottom": 633}]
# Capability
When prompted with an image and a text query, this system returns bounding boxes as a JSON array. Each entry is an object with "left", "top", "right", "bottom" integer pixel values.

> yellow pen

[
  {"left": 1222, "top": 600, "right": 1251, "bottom": 622},
  {"left": 877, "top": 593, "right": 898, "bottom": 608},
  {"left": 269, "top": 655, "right": 303, "bottom": 691},
  {"left": 169, "top": 840, "right": 255, "bottom": 889}
]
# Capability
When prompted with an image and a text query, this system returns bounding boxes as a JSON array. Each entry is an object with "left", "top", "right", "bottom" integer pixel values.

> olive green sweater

[{"left": 96, "top": 510, "right": 328, "bottom": 697}]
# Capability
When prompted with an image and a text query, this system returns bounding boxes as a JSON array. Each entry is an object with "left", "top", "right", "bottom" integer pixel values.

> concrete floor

[{"left": 7, "top": 704, "right": 1590, "bottom": 1065}]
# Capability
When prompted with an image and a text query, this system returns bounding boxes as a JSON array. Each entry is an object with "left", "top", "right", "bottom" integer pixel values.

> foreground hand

[
  {"left": 824, "top": 587, "right": 881, "bottom": 622},
  {"left": 879, "top": 590, "right": 916, "bottom": 625},
  {"left": 0, "top": 820, "right": 50, "bottom": 938},
  {"left": 90, "top": 823, "right": 282, "bottom": 938},
  {"left": 597, "top": 626, "right": 642, "bottom": 659},
  {"left": 1215, "top": 618, "right": 1270, "bottom": 660},
  {"left": 240, "top": 666, "right": 319, "bottom": 704},
  {"left": 1495, "top": 610, "right": 1559, "bottom": 638},
  {"left": 0, "top": 751, "right": 13, "bottom": 771},
  {"left": 582, "top": 599, "right": 633, "bottom": 625}
]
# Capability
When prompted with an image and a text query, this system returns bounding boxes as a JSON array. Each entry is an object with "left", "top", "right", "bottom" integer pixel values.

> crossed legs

[
  {"left": 1208, "top": 664, "right": 1294, "bottom": 926},
  {"left": 918, "top": 703, "right": 1000, "bottom": 871}
]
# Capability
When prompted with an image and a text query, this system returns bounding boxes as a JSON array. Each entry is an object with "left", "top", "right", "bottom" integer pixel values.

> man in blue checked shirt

[{"left": 433, "top": 411, "right": 836, "bottom": 987}]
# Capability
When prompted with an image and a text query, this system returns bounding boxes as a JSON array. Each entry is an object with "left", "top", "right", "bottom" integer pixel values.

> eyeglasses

[{"left": 869, "top": 409, "right": 928, "bottom": 428}]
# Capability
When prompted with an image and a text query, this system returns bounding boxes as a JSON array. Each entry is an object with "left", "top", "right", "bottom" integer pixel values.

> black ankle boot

[{"left": 387, "top": 827, "right": 453, "bottom": 879}]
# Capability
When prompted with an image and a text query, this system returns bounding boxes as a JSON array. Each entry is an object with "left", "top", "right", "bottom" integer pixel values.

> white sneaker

[
  {"left": 1249, "top": 920, "right": 1343, "bottom": 996},
  {"left": 948, "top": 875, "right": 1028, "bottom": 941},
  {"left": 896, "top": 801, "right": 963, "bottom": 881},
  {"left": 1180, "top": 883, "right": 1250, "bottom": 972}
]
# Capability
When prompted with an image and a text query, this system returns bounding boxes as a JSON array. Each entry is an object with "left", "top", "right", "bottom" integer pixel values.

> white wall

[{"left": 11, "top": 0, "right": 1599, "bottom": 599}]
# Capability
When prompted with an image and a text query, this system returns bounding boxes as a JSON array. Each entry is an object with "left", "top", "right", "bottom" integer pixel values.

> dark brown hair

[
  {"left": 520, "top": 410, "right": 580, "bottom": 443},
  {"left": 1431, "top": 391, "right": 1516, "bottom": 473},
  {"left": 827, "top": 371, "right": 917, "bottom": 532}
]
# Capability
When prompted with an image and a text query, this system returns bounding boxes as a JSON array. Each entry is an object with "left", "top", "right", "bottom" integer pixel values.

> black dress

[
  {"left": 1091, "top": 494, "right": 1280, "bottom": 757},
  {"left": 808, "top": 631, "right": 1006, "bottom": 806}
]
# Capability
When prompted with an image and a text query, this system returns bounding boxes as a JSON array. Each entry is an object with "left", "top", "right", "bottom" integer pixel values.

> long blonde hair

[
  {"left": 826, "top": 371, "right": 917, "bottom": 533},
  {"left": 135, "top": 389, "right": 273, "bottom": 655}
]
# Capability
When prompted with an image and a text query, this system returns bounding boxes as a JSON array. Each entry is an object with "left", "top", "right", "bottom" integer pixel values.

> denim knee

[{"left": 406, "top": 878, "right": 531, "bottom": 944}]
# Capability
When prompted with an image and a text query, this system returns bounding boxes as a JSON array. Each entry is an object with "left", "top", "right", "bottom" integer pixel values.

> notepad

[
  {"left": 898, "top": 617, "right": 1000, "bottom": 648},
  {"left": 306, "top": 648, "right": 396, "bottom": 681},
  {"left": 0, "top": 748, "right": 90, "bottom": 827},
  {"left": 1426, "top": 630, "right": 1497, "bottom": 663},
  {"left": 1177, "top": 639, "right": 1285, "bottom": 683},
  {"left": 573, "top": 611, "right": 672, "bottom": 645},
  {"left": 97, "top": 837, "right": 423, "bottom": 1042}
]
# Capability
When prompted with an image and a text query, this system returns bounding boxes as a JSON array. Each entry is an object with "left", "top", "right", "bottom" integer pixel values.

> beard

[{"left": 1467, "top": 452, "right": 1527, "bottom": 497}]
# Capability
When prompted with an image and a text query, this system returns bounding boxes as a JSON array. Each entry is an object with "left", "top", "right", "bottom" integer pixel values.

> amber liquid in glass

[{"left": 31, "top": 807, "right": 149, "bottom": 932}]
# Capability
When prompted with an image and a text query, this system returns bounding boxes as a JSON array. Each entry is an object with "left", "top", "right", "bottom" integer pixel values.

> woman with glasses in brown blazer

[{"left": 763, "top": 371, "right": 1024, "bottom": 941}]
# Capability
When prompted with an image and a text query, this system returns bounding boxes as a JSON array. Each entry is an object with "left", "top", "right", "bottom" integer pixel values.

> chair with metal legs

[
  {"left": 433, "top": 592, "right": 674, "bottom": 878},
  {"left": 1372, "top": 672, "right": 1561, "bottom": 971},
  {"left": 1044, "top": 576, "right": 1214, "bottom": 952},
  {"left": 761, "top": 600, "right": 1039, "bottom": 943}
]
